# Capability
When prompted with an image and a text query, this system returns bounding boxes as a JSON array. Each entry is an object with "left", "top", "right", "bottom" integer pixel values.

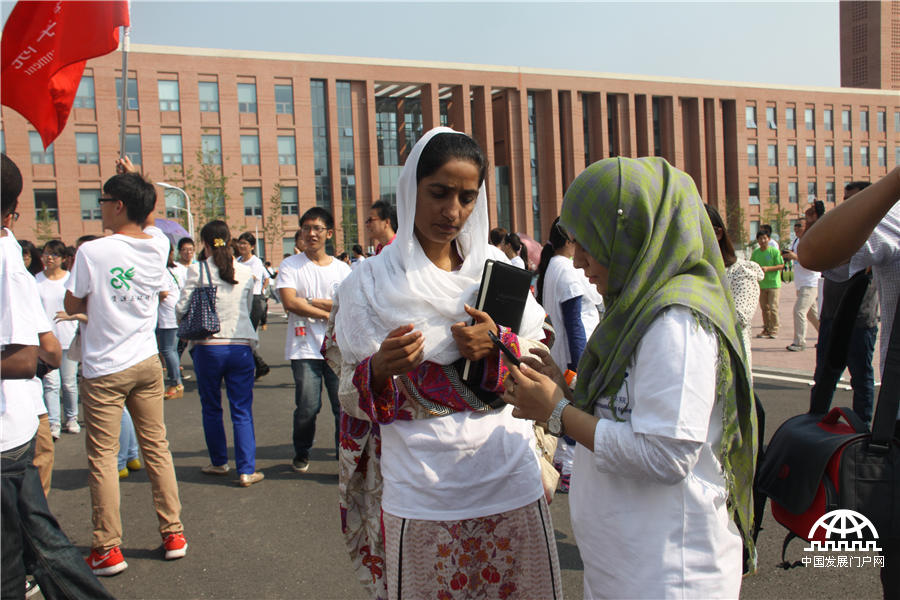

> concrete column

[
  {"left": 450, "top": 83, "right": 472, "bottom": 134},
  {"left": 325, "top": 78, "right": 343, "bottom": 248},
  {"left": 471, "top": 85, "right": 496, "bottom": 225},
  {"left": 421, "top": 83, "right": 440, "bottom": 131}
]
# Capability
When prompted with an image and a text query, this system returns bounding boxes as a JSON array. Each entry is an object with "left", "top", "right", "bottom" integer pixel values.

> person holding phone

[
  {"left": 503, "top": 157, "right": 757, "bottom": 598},
  {"left": 326, "top": 128, "right": 559, "bottom": 599}
]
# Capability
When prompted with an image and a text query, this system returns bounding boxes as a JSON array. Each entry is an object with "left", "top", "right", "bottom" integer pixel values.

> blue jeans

[
  {"left": 191, "top": 344, "right": 257, "bottom": 474},
  {"left": 41, "top": 354, "right": 79, "bottom": 426},
  {"left": 291, "top": 359, "right": 340, "bottom": 460},
  {"left": 156, "top": 328, "right": 182, "bottom": 387},
  {"left": 811, "top": 317, "right": 877, "bottom": 422},
  {"left": 1, "top": 438, "right": 113, "bottom": 599},
  {"left": 117, "top": 407, "right": 140, "bottom": 471}
]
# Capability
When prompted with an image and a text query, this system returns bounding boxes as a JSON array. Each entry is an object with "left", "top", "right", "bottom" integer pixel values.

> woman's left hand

[
  {"left": 450, "top": 304, "right": 499, "bottom": 362},
  {"left": 503, "top": 362, "right": 563, "bottom": 422}
]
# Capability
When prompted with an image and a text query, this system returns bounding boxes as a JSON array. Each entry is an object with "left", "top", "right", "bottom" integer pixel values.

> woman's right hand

[
  {"left": 522, "top": 346, "right": 567, "bottom": 390},
  {"left": 370, "top": 324, "right": 425, "bottom": 390}
]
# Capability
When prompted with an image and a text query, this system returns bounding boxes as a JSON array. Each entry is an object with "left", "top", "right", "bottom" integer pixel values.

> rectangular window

[
  {"left": 310, "top": 79, "right": 331, "bottom": 209},
  {"left": 806, "top": 144, "right": 816, "bottom": 167},
  {"left": 788, "top": 181, "right": 798, "bottom": 203},
  {"left": 201, "top": 134, "right": 222, "bottom": 164},
  {"left": 198, "top": 81, "right": 219, "bottom": 112},
  {"left": 34, "top": 189, "right": 58, "bottom": 221},
  {"left": 161, "top": 134, "right": 183, "bottom": 164},
  {"left": 877, "top": 145, "right": 886, "bottom": 167},
  {"left": 283, "top": 237, "right": 295, "bottom": 256},
  {"left": 823, "top": 109, "right": 833, "bottom": 131},
  {"left": 238, "top": 83, "right": 257, "bottom": 114},
  {"left": 860, "top": 110, "right": 869, "bottom": 132},
  {"left": 158, "top": 80, "right": 179, "bottom": 112},
  {"left": 877, "top": 110, "right": 886, "bottom": 133},
  {"left": 895, "top": 111, "right": 900, "bottom": 133},
  {"left": 75, "top": 132, "right": 99, "bottom": 164},
  {"left": 860, "top": 146, "right": 869, "bottom": 167},
  {"left": 785, "top": 107, "right": 796, "bottom": 130},
  {"left": 281, "top": 185, "right": 299, "bottom": 216},
  {"left": 240, "top": 134, "right": 260, "bottom": 165},
  {"left": 277, "top": 135, "right": 296, "bottom": 165},
  {"left": 74, "top": 76, "right": 95, "bottom": 109},
  {"left": 125, "top": 133, "right": 141, "bottom": 165},
  {"left": 80, "top": 189, "right": 101, "bottom": 220},
  {"left": 842, "top": 109, "right": 852, "bottom": 132},
  {"left": 748, "top": 181, "right": 760, "bottom": 205},
  {"left": 745, "top": 105, "right": 757, "bottom": 129},
  {"left": 804, "top": 107, "right": 815, "bottom": 130},
  {"left": 826, "top": 181, "right": 835, "bottom": 203},
  {"left": 115, "top": 77, "right": 138, "bottom": 111},
  {"left": 787, "top": 144, "right": 797, "bottom": 167},
  {"left": 337, "top": 81, "right": 358, "bottom": 248},
  {"left": 767, "top": 144, "right": 777, "bottom": 166},
  {"left": 766, "top": 106, "right": 777, "bottom": 129},
  {"left": 747, "top": 143, "right": 758, "bottom": 167},
  {"left": 896, "top": 146, "right": 900, "bottom": 166},
  {"left": 768, "top": 181, "right": 778, "bottom": 201},
  {"left": 825, "top": 144, "right": 834, "bottom": 167},
  {"left": 843, "top": 145, "right": 852, "bottom": 167},
  {"left": 29, "top": 132, "right": 53, "bottom": 165},
  {"left": 807, "top": 180, "right": 817, "bottom": 200},
  {"left": 528, "top": 92, "right": 541, "bottom": 238},
  {"left": 243, "top": 187, "right": 262, "bottom": 216},
  {"left": 275, "top": 84, "right": 293, "bottom": 115}
]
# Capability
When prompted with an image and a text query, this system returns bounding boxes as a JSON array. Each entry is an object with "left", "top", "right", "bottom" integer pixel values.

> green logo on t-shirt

[{"left": 109, "top": 266, "right": 135, "bottom": 290}]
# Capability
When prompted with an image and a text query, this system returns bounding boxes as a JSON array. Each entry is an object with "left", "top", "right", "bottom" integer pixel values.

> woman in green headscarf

[{"left": 504, "top": 157, "right": 757, "bottom": 598}]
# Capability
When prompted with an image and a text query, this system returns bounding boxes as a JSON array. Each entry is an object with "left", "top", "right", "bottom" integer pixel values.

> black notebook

[{"left": 460, "top": 259, "right": 533, "bottom": 383}]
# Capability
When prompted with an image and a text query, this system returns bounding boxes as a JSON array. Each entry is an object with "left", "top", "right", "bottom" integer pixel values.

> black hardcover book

[{"left": 460, "top": 259, "right": 533, "bottom": 383}]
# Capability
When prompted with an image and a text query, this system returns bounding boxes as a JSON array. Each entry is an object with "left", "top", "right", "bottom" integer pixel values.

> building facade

[{"left": 2, "top": 42, "right": 898, "bottom": 262}]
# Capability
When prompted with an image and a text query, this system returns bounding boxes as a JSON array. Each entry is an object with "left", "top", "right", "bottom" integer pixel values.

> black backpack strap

[
  {"left": 809, "top": 270, "right": 871, "bottom": 414},
  {"left": 870, "top": 296, "right": 900, "bottom": 449},
  {"left": 776, "top": 532, "right": 805, "bottom": 570}
]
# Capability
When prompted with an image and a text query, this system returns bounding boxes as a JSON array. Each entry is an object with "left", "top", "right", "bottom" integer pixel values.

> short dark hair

[
  {"left": 489, "top": 227, "right": 507, "bottom": 246},
  {"left": 352, "top": 243, "right": 364, "bottom": 255},
  {"left": 238, "top": 232, "right": 257, "bottom": 248},
  {"left": 76, "top": 234, "right": 99, "bottom": 248},
  {"left": 42, "top": 239, "right": 67, "bottom": 256},
  {"left": 370, "top": 200, "right": 397, "bottom": 232},
  {"left": 416, "top": 133, "right": 488, "bottom": 187},
  {"left": 1, "top": 153, "right": 22, "bottom": 217},
  {"left": 299, "top": 206, "right": 334, "bottom": 230},
  {"left": 102, "top": 172, "right": 157, "bottom": 223},
  {"left": 844, "top": 181, "right": 871, "bottom": 193},
  {"left": 813, "top": 200, "right": 825, "bottom": 218},
  {"left": 759, "top": 224, "right": 773, "bottom": 236},
  {"left": 177, "top": 237, "right": 194, "bottom": 250},
  {"left": 756, "top": 230, "right": 769, "bottom": 240}
]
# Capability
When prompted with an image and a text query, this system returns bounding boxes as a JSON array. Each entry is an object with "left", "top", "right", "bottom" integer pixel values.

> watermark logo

[
  {"left": 801, "top": 509, "right": 884, "bottom": 568},
  {"left": 109, "top": 266, "right": 135, "bottom": 290}
]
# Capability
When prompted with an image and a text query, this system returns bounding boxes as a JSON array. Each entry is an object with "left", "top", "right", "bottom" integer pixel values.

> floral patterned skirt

[{"left": 382, "top": 498, "right": 562, "bottom": 600}]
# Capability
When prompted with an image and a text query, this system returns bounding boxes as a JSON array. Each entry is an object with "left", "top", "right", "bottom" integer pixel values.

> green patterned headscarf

[{"left": 560, "top": 156, "right": 758, "bottom": 563}]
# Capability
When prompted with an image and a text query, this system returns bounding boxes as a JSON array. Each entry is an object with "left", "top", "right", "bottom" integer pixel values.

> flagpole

[{"left": 118, "top": 24, "right": 130, "bottom": 157}]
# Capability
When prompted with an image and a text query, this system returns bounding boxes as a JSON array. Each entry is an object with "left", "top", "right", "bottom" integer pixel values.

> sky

[{"left": 2, "top": 1, "right": 843, "bottom": 88}]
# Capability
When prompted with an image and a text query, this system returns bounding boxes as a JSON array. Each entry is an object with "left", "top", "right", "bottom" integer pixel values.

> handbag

[
  {"left": 176, "top": 261, "right": 220, "bottom": 340},
  {"left": 757, "top": 273, "right": 900, "bottom": 567}
]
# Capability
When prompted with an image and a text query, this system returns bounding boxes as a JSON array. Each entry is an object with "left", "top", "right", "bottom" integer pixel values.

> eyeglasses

[
  {"left": 364, "top": 217, "right": 379, "bottom": 224},
  {"left": 300, "top": 225, "right": 327, "bottom": 234},
  {"left": 97, "top": 196, "right": 118, "bottom": 205},
  {"left": 42, "top": 253, "right": 60, "bottom": 259}
]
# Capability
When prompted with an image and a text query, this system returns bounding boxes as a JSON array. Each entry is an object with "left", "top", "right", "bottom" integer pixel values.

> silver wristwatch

[{"left": 547, "top": 397, "right": 570, "bottom": 437}]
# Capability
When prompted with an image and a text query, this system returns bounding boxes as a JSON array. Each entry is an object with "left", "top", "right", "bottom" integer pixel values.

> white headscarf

[{"left": 335, "top": 127, "right": 546, "bottom": 365}]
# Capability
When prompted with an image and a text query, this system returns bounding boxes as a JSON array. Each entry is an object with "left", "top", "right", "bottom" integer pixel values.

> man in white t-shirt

[
  {"left": 1, "top": 153, "right": 113, "bottom": 599},
  {"left": 783, "top": 219, "right": 820, "bottom": 351},
  {"left": 276, "top": 208, "right": 351, "bottom": 473},
  {"left": 64, "top": 168, "right": 186, "bottom": 576},
  {"left": 236, "top": 231, "right": 271, "bottom": 378}
]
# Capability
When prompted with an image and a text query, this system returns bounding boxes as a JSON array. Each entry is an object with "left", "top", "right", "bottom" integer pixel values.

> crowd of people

[{"left": 2, "top": 125, "right": 898, "bottom": 599}]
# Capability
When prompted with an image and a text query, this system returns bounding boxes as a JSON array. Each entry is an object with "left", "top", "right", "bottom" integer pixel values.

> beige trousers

[
  {"left": 33, "top": 413, "right": 54, "bottom": 497},
  {"left": 792, "top": 285, "right": 820, "bottom": 346},
  {"left": 759, "top": 287, "right": 780, "bottom": 335},
  {"left": 80, "top": 355, "right": 183, "bottom": 552}
]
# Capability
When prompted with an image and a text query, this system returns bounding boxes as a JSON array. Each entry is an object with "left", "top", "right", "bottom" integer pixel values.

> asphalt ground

[{"left": 41, "top": 316, "right": 886, "bottom": 599}]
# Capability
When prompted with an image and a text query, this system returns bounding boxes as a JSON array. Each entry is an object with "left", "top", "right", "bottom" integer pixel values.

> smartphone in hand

[{"left": 488, "top": 330, "right": 520, "bottom": 367}]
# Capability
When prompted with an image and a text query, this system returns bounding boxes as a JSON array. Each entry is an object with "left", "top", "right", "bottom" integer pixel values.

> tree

[
  {"left": 262, "top": 183, "right": 285, "bottom": 259},
  {"left": 170, "top": 149, "right": 231, "bottom": 229},
  {"left": 725, "top": 197, "right": 749, "bottom": 252},
  {"left": 35, "top": 203, "right": 58, "bottom": 243},
  {"left": 339, "top": 190, "right": 358, "bottom": 253},
  {"left": 762, "top": 198, "right": 793, "bottom": 250}
]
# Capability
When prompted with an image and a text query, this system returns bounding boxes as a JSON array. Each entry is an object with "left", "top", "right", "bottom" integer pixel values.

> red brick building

[{"left": 2, "top": 38, "right": 898, "bottom": 262}]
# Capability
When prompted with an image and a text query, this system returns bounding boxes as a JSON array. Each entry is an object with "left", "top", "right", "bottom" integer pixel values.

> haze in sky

[{"left": 2, "top": 1, "right": 842, "bottom": 88}]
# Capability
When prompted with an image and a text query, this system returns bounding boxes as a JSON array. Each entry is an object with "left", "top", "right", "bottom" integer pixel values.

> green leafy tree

[
  {"left": 762, "top": 199, "right": 792, "bottom": 251},
  {"left": 262, "top": 183, "right": 285, "bottom": 259},
  {"left": 725, "top": 197, "right": 749, "bottom": 252},
  {"left": 170, "top": 149, "right": 231, "bottom": 229},
  {"left": 35, "top": 203, "right": 58, "bottom": 243},
  {"left": 339, "top": 191, "right": 358, "bottom": 253}
]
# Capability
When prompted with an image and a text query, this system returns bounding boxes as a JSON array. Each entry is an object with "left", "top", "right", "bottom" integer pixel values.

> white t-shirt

[
  {"left": 35, "top": 271, "right": 78, "bottom": 349},
  {"left": 542, "top": 255, "right": 602, "bottom": 372},
  {"left": 380, "top": 403, "right": 544, "bottom": 521},
  {"left": 157, "top": 268, "right": 180, "bottom": 330},
  {"left": 0, "top": 230, "right": 51, "bottom": 450},
  {"left": 790, "top": 237, "right": 820, "bottom": 289},
  {"left": 276, "top": 253, "right": 351, "bottom": 360},
  {"left": 350, "top": 255, "right": 366, "bottom": 270},
  {"left": 67, "top": 233, "right": 168, "bottom": 379},
  {"left": 237, "top": 254, "right": 268, "bottom": 295},
  {"left": 171, "top": 263, "right": 188, "bottom": 292},
  {"left": 510, "top": 255, "right": 526, "bottom": 270},
  {"left": 569, "top": 307, "right": 742, "bottom": 599}
]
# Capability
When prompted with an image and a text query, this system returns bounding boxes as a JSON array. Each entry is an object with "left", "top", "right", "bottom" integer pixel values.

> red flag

[{"left": 1, "top": 1, "right": 130, "bottom": 149}]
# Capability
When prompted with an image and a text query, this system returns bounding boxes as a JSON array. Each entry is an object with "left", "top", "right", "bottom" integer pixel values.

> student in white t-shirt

[
  {"left": 36, "top": 240, "right": 80, "bottom": 438},
  {"left": 276, "top": 207, "right": 351, "bottom": 473},
  {"left": 500, "top": 232, "right": 529, "bottom": 269},
  {"left": 64, "top": 167, "right": 186, "bottom": 575},
  {"left": 505, "top": 157, "right": 756, "bottom": 598},
  {"left": 236, "top": 232, "right": 270, "bottom": 378},
  {"left": 158, "top": 246, "right": 183, "bottom": 399}
]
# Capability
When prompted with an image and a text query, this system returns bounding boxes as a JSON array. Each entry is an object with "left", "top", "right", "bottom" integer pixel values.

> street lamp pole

[{"left": 155, "top": 182, "right": 194, "bottom": 240}]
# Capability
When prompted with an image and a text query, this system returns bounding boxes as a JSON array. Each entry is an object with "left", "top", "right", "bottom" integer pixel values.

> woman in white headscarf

[{"left": 326, "top": 128, "right": 560, "bottom": 600}]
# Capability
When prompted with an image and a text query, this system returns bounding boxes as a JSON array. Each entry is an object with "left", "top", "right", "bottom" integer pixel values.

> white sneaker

[
  {"left": 49, "top": 423, "right": 61, "bottom": 440},
  {"left": 65, "top": 419, "right": 81, "bottom": 434}
]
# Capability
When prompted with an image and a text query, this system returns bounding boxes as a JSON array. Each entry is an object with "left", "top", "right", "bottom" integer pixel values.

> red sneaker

[
  {"left": 163, "top": 532, "right": 188, "bottom": 560},
  {"left": 85, "top": 546, "right": 128, "bottom": 576}
]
